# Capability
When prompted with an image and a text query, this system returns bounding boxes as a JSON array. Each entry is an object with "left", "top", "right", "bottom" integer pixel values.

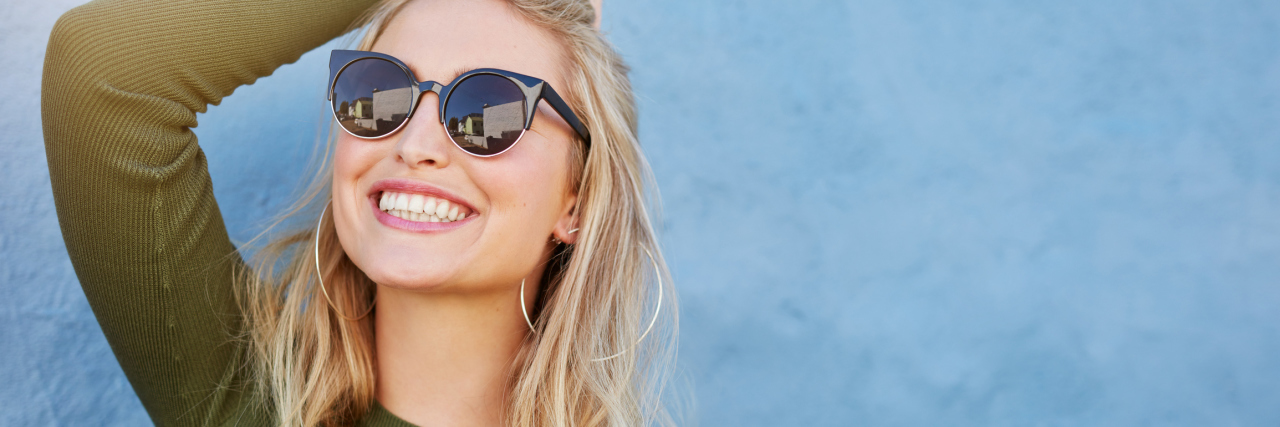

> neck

[{"left": 374, "top": 279, "right": 538, "bottom": 427}]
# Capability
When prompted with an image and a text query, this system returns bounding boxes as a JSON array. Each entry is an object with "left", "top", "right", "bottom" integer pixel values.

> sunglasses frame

[{"left": 327, "top": 49, "right": 591, "bottom": 157}]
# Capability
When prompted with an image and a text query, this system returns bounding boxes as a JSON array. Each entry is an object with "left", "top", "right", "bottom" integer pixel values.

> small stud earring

[{"left": 552, "top": 228, "right": 580, "bottom": 245}]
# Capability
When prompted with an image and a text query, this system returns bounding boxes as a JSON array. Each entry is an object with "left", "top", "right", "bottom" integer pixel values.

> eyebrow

[{"left": 442, "top": 65, "right": 475, "bottom": 83}]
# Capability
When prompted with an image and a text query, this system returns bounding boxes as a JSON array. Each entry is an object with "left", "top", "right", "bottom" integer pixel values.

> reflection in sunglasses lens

[
  {"left": 332, "top": 58, "right": 413, "bottom": 138},
  {"left": 443, "top": 74, "right": 526, "bottom": 156}
]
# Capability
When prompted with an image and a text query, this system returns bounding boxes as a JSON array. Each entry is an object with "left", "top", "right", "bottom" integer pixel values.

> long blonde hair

[{"left": 234, "top": 0, "right": 677, "bottom": 425}]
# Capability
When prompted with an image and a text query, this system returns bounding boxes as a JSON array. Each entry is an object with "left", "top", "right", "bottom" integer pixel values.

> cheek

[
  {"left": 332, "top": 137, "right": 387, "bottom": 199},
  {"left": 475, "top": 143, "right": 569, "bottom": 234},
  {"left": 485, "top": 113, "right": 576, "bottom": 214},
  {"left": 331, "top": 136, "right": 386, "bottom": 250},
  {"left": 334, "top": 137, "right": 377, "bottom": 181}
]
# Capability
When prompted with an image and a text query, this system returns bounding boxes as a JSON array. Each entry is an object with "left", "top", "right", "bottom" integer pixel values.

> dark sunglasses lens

[
  {"left": 444, "top": 74, "right": 527, "bottom": 156},
  {"left": 332, "top": 58, "right": 414, "bottom": 138}
]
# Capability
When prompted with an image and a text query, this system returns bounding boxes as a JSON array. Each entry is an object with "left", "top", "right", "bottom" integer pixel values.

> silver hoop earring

[
  {"left": 315, "top": 203, "right": 375, "bottom": 321},
  {"left": 520, "top": 247, "right": 663, "bottom": 362}
]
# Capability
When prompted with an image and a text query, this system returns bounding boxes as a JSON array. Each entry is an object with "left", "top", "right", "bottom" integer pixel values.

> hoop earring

[
  {"left": 520, "top": 247, "right": 663, "bottom": 362},
  {"left": 315, "top": 203, "right": 375, "bottom": 321}
]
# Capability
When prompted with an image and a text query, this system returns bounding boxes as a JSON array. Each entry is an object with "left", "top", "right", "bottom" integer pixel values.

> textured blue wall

[{"left": 4, "top": 0, "right": 1279, "bottom": 425}]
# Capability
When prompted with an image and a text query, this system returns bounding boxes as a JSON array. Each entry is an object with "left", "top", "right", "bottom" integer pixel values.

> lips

[{"left": 368, "top": 179, "right": 477, "bottom": 230}]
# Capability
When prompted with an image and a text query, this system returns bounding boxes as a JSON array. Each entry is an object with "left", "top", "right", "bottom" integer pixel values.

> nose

[{"left": 394, "top": 91, "right": 452, "bottom": 169}]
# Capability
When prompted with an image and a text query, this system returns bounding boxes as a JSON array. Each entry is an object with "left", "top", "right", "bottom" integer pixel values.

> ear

[{"left": 551, "top": 193, "right": 580, "bottom": 245}]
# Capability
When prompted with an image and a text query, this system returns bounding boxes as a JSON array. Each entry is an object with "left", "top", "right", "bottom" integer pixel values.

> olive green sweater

[{"left": 42, "top": 0, "right": 412, "bottom": 425}]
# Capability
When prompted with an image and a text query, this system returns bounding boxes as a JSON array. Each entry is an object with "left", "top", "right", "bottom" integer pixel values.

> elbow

[
  {"left": 45, "top": 1, "right": 162, "bottom": 93},
  {"left": 45, "top": 4, "right": 110, "bottom": 84},
  {"left": 43, "top": 3, "right": 122, "bottom": 142},
  {"left": 43, "top": 2, "right": 171, "bottom": 130}
]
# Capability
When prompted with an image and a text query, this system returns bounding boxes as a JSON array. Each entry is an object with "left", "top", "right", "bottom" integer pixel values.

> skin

[{"left": 328, "top": 0, "right": 589, "bottom": 424}]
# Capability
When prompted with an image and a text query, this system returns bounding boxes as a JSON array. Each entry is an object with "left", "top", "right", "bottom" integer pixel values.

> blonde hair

[{"left": 233, "top": 0, "right": 678, "bottom": 425}]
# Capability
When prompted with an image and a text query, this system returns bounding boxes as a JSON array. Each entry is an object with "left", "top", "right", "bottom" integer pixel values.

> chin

[
  {"left": 346, "top": 244, "right": 460, "bottom": 291},
  {"left": 360, "top": 263, "right": 450, "bottom": 291}
]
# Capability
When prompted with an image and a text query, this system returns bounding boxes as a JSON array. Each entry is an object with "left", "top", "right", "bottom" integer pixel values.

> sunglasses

[{"left": 327, "top": 50, "right": 591, "bottom": 157}]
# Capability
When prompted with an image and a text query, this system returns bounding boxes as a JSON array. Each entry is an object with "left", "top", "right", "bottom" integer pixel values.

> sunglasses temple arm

[{"left": 540, "top": 85, "right": 592, "bottom": 148}]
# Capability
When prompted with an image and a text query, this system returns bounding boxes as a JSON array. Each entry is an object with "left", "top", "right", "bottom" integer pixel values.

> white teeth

[
  {"left": 407, "top": 194, "right": 425, "bottom": 213},
  {"left": 435, "top": 199, "right": 450, "bottom": 218},
  {"left": 378, "top": 191, "right": 472, "bottom": 223}
]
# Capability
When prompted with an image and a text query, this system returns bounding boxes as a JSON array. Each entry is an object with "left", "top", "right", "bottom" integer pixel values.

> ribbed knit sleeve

[{"left": 41, "top": 0, "right": 378, "bottom": 425}]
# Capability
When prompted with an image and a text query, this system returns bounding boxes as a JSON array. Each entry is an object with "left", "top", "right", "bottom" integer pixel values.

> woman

[{"left": 42, "top": 0, "right": 676, "bottom": 425}]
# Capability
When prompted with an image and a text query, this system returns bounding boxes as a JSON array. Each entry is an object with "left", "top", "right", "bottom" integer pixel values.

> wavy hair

[{"left": 233, "top": 0, "right": 678, "bottom": 425}]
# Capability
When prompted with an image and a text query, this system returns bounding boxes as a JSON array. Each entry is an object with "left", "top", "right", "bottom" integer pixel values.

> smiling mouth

[{"left": 378, "top": 191, "right": 474, "bottom": 223}]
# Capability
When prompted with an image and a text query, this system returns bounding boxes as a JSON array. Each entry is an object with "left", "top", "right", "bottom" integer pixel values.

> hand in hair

[{"left": 591, "top": 0, "right": 602, "bottom": 28}]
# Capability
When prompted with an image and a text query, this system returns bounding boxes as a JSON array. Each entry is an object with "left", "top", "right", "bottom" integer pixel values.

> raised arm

[{"left": 41, "top": 0, "right": 376, "bottom": 424}]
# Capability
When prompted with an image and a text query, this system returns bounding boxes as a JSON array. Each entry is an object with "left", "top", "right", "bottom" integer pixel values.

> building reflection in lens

[
  {"left": 336, "top": 88, "right": 411, "bottom": 137},
  {"left": 371, "top": 87, "right": 413, "bottom": 132},
  {"left": 333, "top": 58, "right": 412, "bottom": 137},
  {"left": 450, "top": 100, "right": 523, "bottom": 151},
  {"left": 445, "top": 74, "right": 526, "bottom": 154}
]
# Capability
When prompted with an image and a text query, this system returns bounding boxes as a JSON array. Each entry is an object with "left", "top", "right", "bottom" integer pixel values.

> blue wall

[{"left": 4, "top": 0, "right": 1279, "bottom": 425}]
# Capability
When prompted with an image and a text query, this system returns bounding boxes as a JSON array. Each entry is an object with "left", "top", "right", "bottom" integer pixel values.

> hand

[{"left": 591, "top": 0, "right": 602, "bottom": 28}]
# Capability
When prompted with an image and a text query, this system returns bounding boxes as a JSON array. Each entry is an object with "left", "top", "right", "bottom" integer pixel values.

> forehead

[{"left": 372, "top": 0, "right": 568, "bottom": 88}]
